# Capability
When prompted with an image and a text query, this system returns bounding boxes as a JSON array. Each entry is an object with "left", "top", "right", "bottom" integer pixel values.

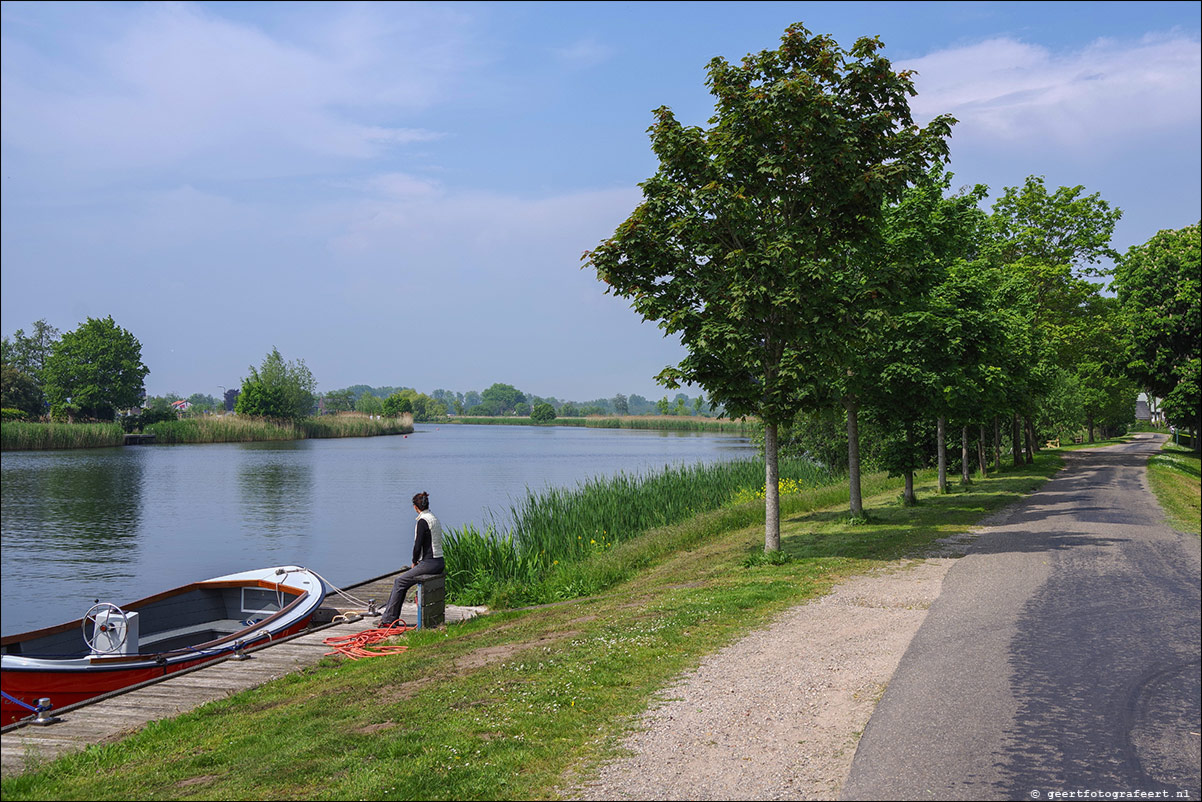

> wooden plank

[{"left": 2, "top": 569, "right": 485, "bottom": 777}]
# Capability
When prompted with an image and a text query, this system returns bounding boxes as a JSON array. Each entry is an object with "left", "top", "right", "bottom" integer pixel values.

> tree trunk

[
  {"left": 764, "top": 422, "right": 780, "bottom": 552},
  {"left": 1087, "top": 415, "right": 1095, "bottom": 443},
  {"left": 904, "top": 470, "right": 915, "bottom": 506},
  {"left": 937, "top": 416, "right": 948, "bottom": 494},
  {"left": 961, "top": 425, "right": 971, "bottom": 484},
  {"left": 1012, "top": 413, "right": 1023, "bottom": 467},
  {"left": 846, "top": 398, "right": 863, "bottom": 518},
  {"left": 1024, "top": 416, "right": 1035, "bottom": 462},
  {"left": 978, "top": 423, "right": 988, "bottom": 477},
  {"left": 993, "top": 415, "right": 1002, "bottom": 472}
]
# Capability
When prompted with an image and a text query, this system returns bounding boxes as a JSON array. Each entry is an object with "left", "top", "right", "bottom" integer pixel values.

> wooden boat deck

[{"left": 1, "top": 570, "right": 486, "bottom": 778}]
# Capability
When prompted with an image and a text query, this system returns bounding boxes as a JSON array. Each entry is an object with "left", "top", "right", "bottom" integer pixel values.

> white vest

[{"left": 416, "top": 510, "right": 444, "bottom": 559}]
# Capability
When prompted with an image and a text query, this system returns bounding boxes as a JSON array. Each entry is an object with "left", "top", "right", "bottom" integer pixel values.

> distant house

[
  {"left": 1136, "top": 393, "right": 1165, "bottom": 426},
  {"left": 171, "top": 400, "right": 191, "bottom": 412}
]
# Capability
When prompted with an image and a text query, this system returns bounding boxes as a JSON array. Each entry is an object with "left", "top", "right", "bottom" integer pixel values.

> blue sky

[{"left": 2, "top": 1, "right": 1199, "bottom": 402}]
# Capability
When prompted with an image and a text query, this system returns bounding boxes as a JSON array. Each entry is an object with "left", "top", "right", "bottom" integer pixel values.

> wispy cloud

[
  {"left": 552, "top": 38, "right": 613, "bottom": 69},
  {"left": 0, "top": 2, "right": 473, "bottom": 183},
  {"left": 903, "top": 32, "right": 1201, "bottom": 148}
]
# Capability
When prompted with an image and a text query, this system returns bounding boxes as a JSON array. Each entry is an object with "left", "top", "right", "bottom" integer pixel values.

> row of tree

[{"left": 586, "top": 23, "right": 1200, "bottom": 552}]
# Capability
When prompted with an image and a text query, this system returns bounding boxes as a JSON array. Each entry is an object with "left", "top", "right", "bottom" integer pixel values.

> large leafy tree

[
  {"left": 480, "top": 383, "right": 526, "bottom": 416},
  {"left": 42, "top": 316, "right": 149, "bottom": 420},
  {"left": 587, "top": 23, "right": 954, "bottom": 547},
  {"left": 235, "top": 348, "right": 316, "bottom": 422},
  {"left": 382, "top": 392, "right": 413, "bottom": 417},
  {"left": 1113, "top": 222, "right": 1201, "bottom": 443},
  {"left": 322, "top": 389, "right": 356, "bottom": 414}
]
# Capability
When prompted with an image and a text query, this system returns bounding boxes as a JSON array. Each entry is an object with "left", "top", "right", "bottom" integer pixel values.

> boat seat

[{"left": 139, "top": 619, "right": 249, "bottom": 648}]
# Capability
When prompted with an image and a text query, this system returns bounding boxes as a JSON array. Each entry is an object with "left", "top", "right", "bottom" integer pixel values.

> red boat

[{"left": 1, "top": 565, "right": 327, "bottom": 726}]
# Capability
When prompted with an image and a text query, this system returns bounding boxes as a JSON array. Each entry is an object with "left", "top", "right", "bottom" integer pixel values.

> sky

[{"left": 2, "top": 1, "right": 1199, "bottom": 403}]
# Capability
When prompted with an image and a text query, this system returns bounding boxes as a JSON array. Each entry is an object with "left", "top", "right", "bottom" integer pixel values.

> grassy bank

[
  {"left": 444, "top": 458, "right": 834, "bottom": 608},
  {"left": 2, "top": 414, "right": 415, "bottom": 449},
  {"left": 1147, "top": 442, "right": 1201, "bottom": 535},
  {"left": 0, "top": 421, "right": 124, "bottom": 450},
  {"left": 449, "top": 415, "right": 755, "bottom": 434},
  {"left": 1, "top": 455, "right": 1062, "bottom": 801}
]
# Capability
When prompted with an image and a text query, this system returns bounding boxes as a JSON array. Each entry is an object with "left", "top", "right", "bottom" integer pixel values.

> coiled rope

[{"left": 322, "top": 619, "right": 414, "bottom": 660}]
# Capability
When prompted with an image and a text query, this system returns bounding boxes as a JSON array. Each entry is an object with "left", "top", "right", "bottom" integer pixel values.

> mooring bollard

[{"left": 32, "top": 698, "right": 61, "bottom": 726}]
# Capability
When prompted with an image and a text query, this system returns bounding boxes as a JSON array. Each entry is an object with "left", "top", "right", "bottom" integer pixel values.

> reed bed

[
  {"left": 3, "top": 413, "right": 416, "bottom": 449},
  {"left": 145, "top": 417, "right": 297, "bottom": 443},
  {"left": 443, "top": 457, "right": 831, "bottom": 607},
  {"left": 300, "top": 413, "right": 413, "bottom": 439},
  {"left": 0, "top": 421, "right": 125, "bottom": 451},
  {"left": 146, "top": 413, "right": 413, "bottom": 444}
]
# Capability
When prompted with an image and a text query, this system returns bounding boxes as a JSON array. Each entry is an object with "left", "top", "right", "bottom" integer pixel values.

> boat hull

[{"left": 2, "top": 566, "right": 325, "bottom": 726}]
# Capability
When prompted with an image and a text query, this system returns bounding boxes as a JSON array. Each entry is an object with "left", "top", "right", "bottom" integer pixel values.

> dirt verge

[{"left": 571, "top": 533, "right": 977, "bottom": 800}]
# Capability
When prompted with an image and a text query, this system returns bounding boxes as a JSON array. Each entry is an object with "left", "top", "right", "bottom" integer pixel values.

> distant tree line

[
  {"left": 316, "top": 382, "right": 725, "bottom": 421},
  {"left": 0, "top": 315, "right": 730, "bottom": 428}
]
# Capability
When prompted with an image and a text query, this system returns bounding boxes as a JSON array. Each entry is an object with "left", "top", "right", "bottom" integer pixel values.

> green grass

[
  {"left": 0, "top": 454, "right": 1061, "bottom": 801},
  {"left": 0, "top": 421, "right": 124, "bottom": 450},
  {"left": 1147, "top": 442, "right": 1201, "bottom": 535}
]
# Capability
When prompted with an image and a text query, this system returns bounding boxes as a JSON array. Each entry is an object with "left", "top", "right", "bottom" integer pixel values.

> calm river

[{"left": 1, "top": 423, "right": 753, "bottom": 635}]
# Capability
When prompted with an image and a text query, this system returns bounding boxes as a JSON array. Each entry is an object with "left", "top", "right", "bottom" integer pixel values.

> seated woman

[{"left": 379, "top": 491, "right": 445, "bottom": 628}]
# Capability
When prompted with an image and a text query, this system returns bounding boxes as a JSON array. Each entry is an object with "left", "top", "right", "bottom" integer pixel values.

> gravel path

[{"left": 573, "top": 530, "right": 980, "bottom": 801}]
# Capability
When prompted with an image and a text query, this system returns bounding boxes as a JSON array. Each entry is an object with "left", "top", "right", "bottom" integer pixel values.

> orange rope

[{"left": 323, "top": 619, "right": 415, "bottom": 659}]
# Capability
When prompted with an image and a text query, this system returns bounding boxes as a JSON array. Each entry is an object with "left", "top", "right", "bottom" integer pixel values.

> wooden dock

[{"left": 0, "top": 570, "right": 486, "bottom": 778}]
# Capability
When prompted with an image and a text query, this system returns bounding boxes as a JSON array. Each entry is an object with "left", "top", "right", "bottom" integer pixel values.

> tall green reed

[
  {"left": 442, "top": 457, "right": 831, "bottom": 607},
  {"left": 301, "top": 413, "right": 413, "bottom": 438},
  {"left": 1, "top": 421, "right": 124, "bottom": 450},
  {"left": 146, "top": 413, "right": 413, "bottom": 443},
  {"left": 146, "top": 417, "right": 296, "bottom": 443}
]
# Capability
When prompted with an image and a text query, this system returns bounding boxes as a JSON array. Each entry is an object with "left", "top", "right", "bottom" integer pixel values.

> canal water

[{"left": 1, "top": 423, "right": 753, "bottom": 635}]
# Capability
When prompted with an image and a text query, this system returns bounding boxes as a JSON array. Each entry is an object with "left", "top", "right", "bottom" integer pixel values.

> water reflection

[
  {"left": 237, "top": 445, "right": 313, "bottom": 540},
  {"left": 0, "top": 450, "right": 143, "bottom": 572}
]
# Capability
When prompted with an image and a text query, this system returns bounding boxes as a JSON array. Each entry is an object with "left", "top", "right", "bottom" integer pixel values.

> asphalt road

[{"left": 842, "top": 434, "right": 1201, "bottom": 801}]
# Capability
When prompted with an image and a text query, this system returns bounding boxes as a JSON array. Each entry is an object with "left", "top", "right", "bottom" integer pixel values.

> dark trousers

[{"left": 380, "top": 558, "right": 444, "bottom": 623}]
